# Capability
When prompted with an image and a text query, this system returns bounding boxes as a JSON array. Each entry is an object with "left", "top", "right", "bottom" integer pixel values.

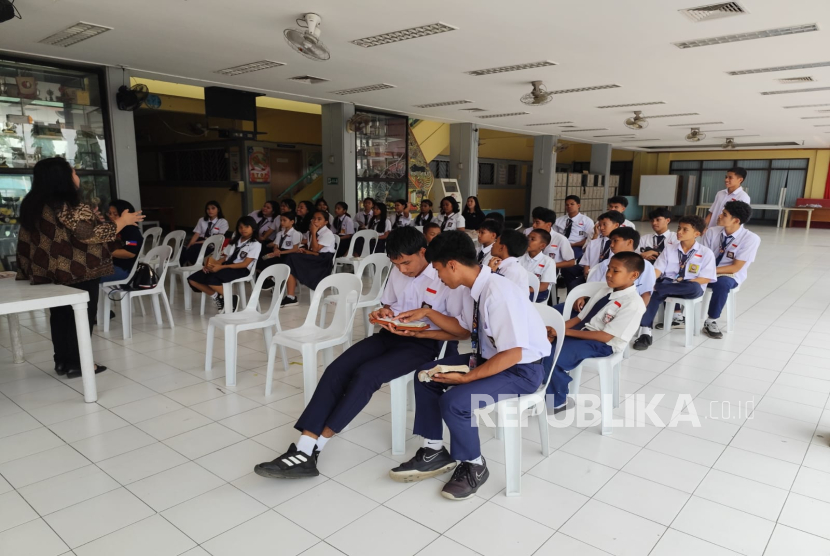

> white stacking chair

[
  {"left": 205, "top": 264, "right": 291, "bottom": 387},
  {"left": 97, "top": 253, "right": 142, "bottom": 326},
  {"left": 496, "top": 304, "right": 565, "bottom": 496},
  {"left": 170, "top": 235, "right": 224, "bottom": 311},
  {"left": 299, "top": 235, "right": 342, "bottom": 301},
  {"left": 161, "top": 230, "right": 186, "bottom": 300},
  {"left": 319, "top": 253, "right": 393, "bottom": 340},
  {"left": 662, "top": 295, "right": 703, "bottom": 347},
  {"left": 200, "top": 263, "right": 257, "bottom": 315},
  {"left": 103, "top": 245, "right": 175, "bottom": 340},
  {"left": 335, "top": 229, "right": 377, "bottom": 273},
  {"left": 138, "top": 227, "right": 162, "bottom": 261},
  {"left": 265, "top": 273, "right": 362, "bottom": 403},
  {"left": 526, "top": 271, "right": 540, "bottom": 303},
  {"left": 702, "top": 284, "right": 740, "bottom": 333}
]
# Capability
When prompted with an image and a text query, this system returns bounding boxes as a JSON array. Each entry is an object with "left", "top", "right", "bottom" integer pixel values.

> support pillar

[
  {"left": 530, "top": 135, "right": 558, "bottom": 214},
  {"left": 322, "top": 103, "right": 357, "bottom": 206},
  {"left": 104, "top": 67, "right": 141, "bottom": 209},
  {"left": 590, "top": 143, "right": 613, "bottom": 205},
  {"left": 449, "top": 123, "right": 479, "bottom": 199}
]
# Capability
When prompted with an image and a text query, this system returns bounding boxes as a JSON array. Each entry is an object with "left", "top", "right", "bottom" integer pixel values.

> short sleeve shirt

[
  {"left": 332, "top": 215, "right": 355, "bottom": 236},
  {"left": 222, "top": 239, "right": 262, "bottom": 270},
  {"left": 520, "top": 251, "right": 557, "bottom": 284},
  {"left": 112, "top": 225, "right": 143, "bottom": 271},
  {"left": 355, "top": 210, "right": 374, "bottom": 229},
  {"left": 543, "top": 231, "right": 576, "bottom": 263},
  {"left": 702, "top": 225, "right": 760, "bottom": 285},
  {"left": 554, "top": 213, "right": 594, "bottom": 244},
  {"left": 495, "top": 257, "right": 529, "bottom": 292},
  {"left": 654, "top": 241, "right": 718, "bottom": 292},
  {"left": 274, "top": 228, "right": 303, "bottom": 250},
  {"left": 380, "top": 263, "right": 454, "bottom": 330},
  {"left": 312, "top": 226, "right": 337, "bottom": 254},
  {"left": 576, "top": 285, "right": 646, "bottom": 353},
  {"left": 438, "top": 212, "right": 465, "bottom": 231},
  {"left": 193, "top": 218, "right": 229, "bottom": 238},
  {"left": 708, "top": 186, "right": 751, "bottom": 224},
  {"left": 579, "top": 236, "right": 608, "bottom": 268},
  {"left": 639, "top": 231, "right": 677, "bottom": 254},
  {"left": 391, "top": 213, "right": 413, "bottom": 229},
  {"left": 588, "top": 258, "right": 657, "bottom": 296}
]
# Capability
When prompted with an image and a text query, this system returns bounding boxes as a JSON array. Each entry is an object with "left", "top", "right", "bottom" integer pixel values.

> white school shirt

[
  {"left": 222, "top": 238, "right": 261, "bottom": 271},
  {"left": 307, "top": 226, "right": 337, "bottom": 254},
  {"left": 588, "top": 258, "right": 657, "bottom": 296},
  {"left": 332, "top": 214, "right": 356, "bottom": 236},
  {"left": 702, "top": 225, "right": 760, "bottom": 285},
  {"left": 380, "top": 263, "right": 457, "bottom": 331},
  {"left": 193, "top": 218, "right": 229, "bottom": 239},
  {"left": 621, "top": 219, "right": 635, "bottom": 229},
  {"left": 654, "top": 240, "right": 718, "bottom": 292},
  {"left": 414, "top": 212, "right": 435, "bottom": 226},
  {"left": 391, "top": 213, "right": 413, "bottom": 229},
  {"left": 520, "top": 251, "right": 558, "bottom": 284},
  {"left": 495, "top": 257, "right": 529, "bottom": 292},
  {"left": 355, "top": 210, "right": 374, "bottom": 229},
  {"left": 466, "top": 266, "right": 550, "bottom": 362},
  {"left": 708, "top": 186, "right": 751, "bottom": 224},
  {"left": 554, "top": 213, "right": 594, "bottom": 244},
  {"left": 543, "top": 231, "right": 575, "bottom": 263},
  {"left": 580, "top": 236, "right": 610, "bottom": 268},
  {"left": 478, "top": 243, "right": 494, "bottom": 267},
  {"left": 437, "top": 212, "right": 465, "bottom": 231},
  {"left": 576, "top": 284, "right": 646, "bottom": 353},
  {"left": 274, "top": 228, "right": 303, "bottom": 250},
  {"left": 638, "top": 231, "right": 678, "bottom": 255},
  {"left": 368, "top": 218, "right": 393, "bottom": 234}
]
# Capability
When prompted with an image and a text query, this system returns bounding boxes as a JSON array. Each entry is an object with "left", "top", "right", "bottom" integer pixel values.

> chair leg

[
  {"left": 301, "top": 345, "right": 318, "bottom": 406},
  {"left": 224, "top": 283, "right": 233, "bottom": 314},
  {"left": 663, "top": 301, "right": 673, "bottom": 340},
  {"left": 138, "top": 297, "right": 146, "bottom": 317},
  {"left": 151, "top": 295, "right": 163, "bottom": 326},
  {"left": 239, "top": 283, "right": 248, "bottom": 311},
  {"left": 183, "top": 274, "right": 192, "bottom": 311},
  {"left": 265, "top": 343, "right": 278, "bottom": 396},
  {"left": 120, "top": 295, "right": 132, "bottom": 340},
  {"left": 363, "top": 307, "right": 373, "bottom": 338},
  {"left": 598, "top": 362, "right": 614, "bottom": 435},
  {"left": 319, "top": 303, "right": 328, "bottom": 328},
  {"left": 406, "top": 375, "right": 415, "bottom": 410},
  {"left": 684, "top": 302, "right": 694, "bottom": 347},
  {"left": 321, "top": 346, "right": 334, "bottom": 369},
  {"left": 502, "top": 409, "right": 522, "bottom": 496},
  {"left": 97, "top": 286, "right": 105, "bottom": 328},
  {"left": 205, "top": 322, "right": 215, "bottom": 372},
  {"left": 613, "top": 362, "right": 621, "bottom": 408},
  {"left": 224, "top": 326, "right": 237, "bottom": 387},
  {"left": 200, "top": 292, "right": 206, "bottom": 316},
  {"left": 494, "top": 407, "right": 502, "bottom": 440},
  {"left": 161, "top": 293, "right": 175, "bottom": 329},
  {"left": 569, "top": 364, "right": 582, "bottom": 399},
  {"left": 390, "top": 375, "right": 409, "bottom": 456},
  {"left": 103, "top": 289, "right": 112, "bottom": 332},
  {"left": 727, "top": 291, "right": 736, "bottom": 333},
  {"left": 169, "top": 272, "right": 177, "bottom": 302},
  {"left": 536, "top": 401, "right": 550, "bottom": 456}
]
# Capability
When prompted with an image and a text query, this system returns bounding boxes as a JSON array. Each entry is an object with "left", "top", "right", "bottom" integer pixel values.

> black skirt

[
  {"left": 188, "top": 267, "right": 249, "bottom": 291},
  {"left": 284, "top": 252, "right": 335, "bottom": 290}
]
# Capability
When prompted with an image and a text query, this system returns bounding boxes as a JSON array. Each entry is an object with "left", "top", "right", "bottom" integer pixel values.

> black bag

[{"left": 106, "top": 263, "right": 158, "bottom": 302}]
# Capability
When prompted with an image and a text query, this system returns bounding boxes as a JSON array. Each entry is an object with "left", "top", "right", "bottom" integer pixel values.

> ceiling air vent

[
  {"left": 214, "top": 61, "right": 285, "bottom": 76},
  {"left": 525, "top": 121, "right": 574, "bottom": 126},
  {"left": 564, "top": 128, "right": 609, "bottom": 132},
  {"left": 550, "top": 84, "right": 620, "bottom": 95},
  {"left": 783, "top": 103, "right": 830, "bottom": 108},
  {"left": 466, "top": 61, "right": 557, "bottom": 76},
  {"left": 597, "top": 102, "right": 665, "bottom": 109},
  {"left": 620, "top": 138, "right": 661, "bottom": 142},
  {"left": 673, "top": 23, "right": 818, "bottom": 49},
  {"left": 330, "top": 83, "right": 396, "bottom": 95},
  {"left": 459, "top": 108, "right": 487, "bottom": 112},
  {"left": 39, "top": 22, "right": 112, "bottom": 47},
  {"left": 667, "top": 121, "right": 723, "bottom": 126},
  {"left": 288, "top": 75, "right": 329, "bottom": 84},
  {"left": 594, "top": 134, "right": 637, "bottom": 138},
  {"left": 414, "top": 100, "right": 473, "bottom": 108},
  {"left": 727, "top": 61, "right": 830, "bottom": 76},
  {"left": 679, "top": 2, "right": 747, "bottom": 23},
  {"left": 646, "top": 113, "right": 700, "bottom": 118},
  {"left": 351, "top": 23, "right": 457, "bottom": 47},
  {"left": 761, "top": 86, "right": 830, "bottom": 95},
  {"left": 477, "top": 112, "right": 530, "bottom": 119},
  {"left": 779, "top": 76, "right": 814, "bottom": 83}
]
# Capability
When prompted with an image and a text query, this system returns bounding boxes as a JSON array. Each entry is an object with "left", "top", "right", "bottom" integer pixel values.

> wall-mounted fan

[
  {"left": 685, "top": 127, "right": 706, "bottom": 142},
  {"left": 721, "top": 138, "right": 736, "bottom": 149},
  {"left": 116, "top": 83, "right": 149, "bottom": 111},
  {"left": 520, "top": 81, "right": 553, "bottom": 106},
  {"left": 346, "top": 113, "right": 371, "bottom": 133},
  {"left": 284, "top": 13, "right": 331, "bottom": 61},
  {"left": 553, "top": 142, "right": 570, "bottom": 153},
  {"left": 624, "top": 111, "right": 648, "bottom": 130}
]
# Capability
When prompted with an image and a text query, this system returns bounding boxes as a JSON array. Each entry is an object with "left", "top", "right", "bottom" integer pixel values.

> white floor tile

[
  {"left": 315, "top": 437, "right": 377, "bottom": 478},
  {"left": 332, "top": 454, "right": 415, "bottom": 503},
  {"left": 0, "top": 410, "right": 41, "bottom": 438},
  {"left": 416, "top": 536, "right": 480, "bottom": 556},
  {"left": 671, "top": 496, "right": 774, "bottom": 556},
  {"left": 491, "top": 474, "right": 588, "bottom": 529},
  {"left": 73, "top": 515, "right": 196, "bottom": 556},
  {"left": 195, "top": 438, "right": 277, "bottom": 482},
  {"left": 384, "top": 477, "right": 484, "bottom": 533},
  {"left": 694, "top": 469, "right": 788, "bottom": 521},
  {"left": 621, "top": 448, "right": 709, "bottom": 494},
  {"left": 560, "top": 499, "right": 665, "bottom": 556},
  {"left": 594, "top": 471, "right": 689, "bottom": 526},
  {"left": 202, "top": 510, "right": 318, "bottom": 556},
  {"left": 743, "top": 410, "right": 817, "bottom": 443},
  {"left": 528, "top": 450, "right": 617, "bottom": 496},
  {"left": 70, "top": 425, "right": 157, "bottom": 463},
  {"left": 97, "top": 442, "right": 188, "bottom": 485},
  {"left": 791, "top": 466, "right": 830, "bottom": 504},
  {"left": 713, "top": 446, "right": 800, "bottom": 490},
  {"left": 778, "top": 493, "right": 830, "bottom": 541},
  {"left": 126, "top": 461, "right": 225, "bottom": 511},
  {"left": 765, "top": 524, "right": 830, "bottom": 556},
  {"left": 0, "top": 490, "right": 39, "bottom": 533},
  {"left": 753, "top": 397, "right": 823, "bottom": 424},
  {"left": 232, "top": 471, "right": 329, "bottom": 508},
  {"left": 560, "top": 430, "right": 641, "bottom": 470},
  {"left": 445, "top": 502, "right": 554, "bottom": 556},
  {"left": 275, "top": 480, "right": 377, "bottom": 539},
  {"left": 47, "top": 410, "right": 129, "bottom": 443},
  {"left": 163, "top": 422, "right": 245, "bottom": 459},
  {"left": 327, "top": 506, "right": 437, "bottom": 556},
  {"left": 17, "top": 465, "right": 120, "bottom": 516},
  {"left": 134, "top": 408, "right": 213, "bottom": 440},
  {"left": 0, "top": 427, "right": 64, "bottom": 464},
  {"left": 0, "top": 518, "right": 70, "bottom": 556},
  {"left": 803, "top": 443, "right": 830, "bottom": 474},
  {"left": 189, "top": 393, "right": 260, "bottom": 421},
  {"left": 534, "top": 532, "right": 615, "bottom": 556},
  {"left": 218, "top": 406, "right": 293, "bottom": 437},
  {"left": 650, "top": 528, "right": 742, "bottom": 556},
  {"left": 108, "top": 394, "right": 183, "bottom": 423},
  {"left": 646, "top": 429, "right": 725, "bottom": 467},
  {"left": 729, "top": 426, "right": 810, "bottom": 464},
  {"left": 0, "top": 444, "right": 89, "bottom": 488}
]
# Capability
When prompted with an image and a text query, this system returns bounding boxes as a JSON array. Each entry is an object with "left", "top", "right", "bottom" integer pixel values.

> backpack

[{"left": 106, "top": 262, "right": 158, "bottom": 302}]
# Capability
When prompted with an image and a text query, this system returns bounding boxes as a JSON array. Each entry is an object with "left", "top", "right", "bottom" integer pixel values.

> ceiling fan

[
  {"left": 346, "top": 113, "right": 371, "bottom": 133},
  {"left": 553, "top": 142, "right": 569, "bottom": 153},
  {"left": 624, "top": 111, "right": 648, "bottom": 130},
  {"left": 721, "top": 138, "right": 736, "bottom": 149},
  {"left": 284, "top": 13, "right": 331, "bottom": 61},
  {"left": 520, "top": 81, "right": 553, "bottom": 106},
  {"left": 685, "top": 127, "right": 706, "bottom": 142}
]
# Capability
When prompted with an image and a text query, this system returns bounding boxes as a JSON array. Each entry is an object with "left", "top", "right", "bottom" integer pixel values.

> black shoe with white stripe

[
  {"left": 388, "top": 447, "right": 456, "bottom": 483},
  {"left": 254, "top": 443, "right": 319, "bottom": 479}
]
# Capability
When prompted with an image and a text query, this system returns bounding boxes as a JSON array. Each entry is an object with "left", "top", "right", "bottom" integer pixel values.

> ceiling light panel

[
  {"left": 815, "top": 124, "right": 830, "bottom": 127},
  {"left": 459, "top": 108, "right": 487, "bottom": 112},
  {"left": 330, "top": 83, "right": 396, "bottom": 95},
  {"left": 679, "top": 2, "right": 747, "bottom": 23},
  {"left": 673, "top": 23, "right": 818, "bottom": 49},
  {"left": 465, "top": 60, "right": 557, "bottom": 76},
  {"left": 288, "top": 75, "right": 329, "bottom": 84},
  {"left": 778, "top": 76, "right": 814, "bottom": 83},
  {"left": 525, "top": 121, "right": 574, "bottom": 126},
  {"left": 783, "top": 103, "right": 830, "bottom": 108},
  {"left": 477, "top": 112, "right": 530, "bottom": 119},
  {"left": 39, "top": 22, "right": 112, "bottom": 47},
  {"left": 594, "top": 134, "right": 637, "bottom": 137},
  {"left": 700, "top": 128, "right": 744, "bottom": 132},
  {"left": 564, "top": 128, "right": 609, "bottom": 132},
  {"left": 668, "top": 121, "right": 723, "bottom": 126},
  {"left": 801, "top": 116, "right": 830, "bottom": 119},
  {"left": 620, "top": 138, "right": 661, "bottom": 142},
  {"left": 761, "top": 86, "right": 830, "bottom": 95},
  {"left": 727, "top": 61, "right": 830, "bottom": 76},
  {"left": 713, "top": 134, "right": 760, "bottom": 138},
  {"left": 351, "top": 22, "right": 457, "bottom": 47},
  {"left": 597, "top": 101, "right": 665, "bottom": 108},
  {"left": 550, "top": 84, "right": 621, "bottom": 95},
  {"left": 646, "top": 113, "right": 700, "bottom": 118},
  {"left": 215, "top": 60, "right": 285, "bottom": 76},
  {"left": 413, "top": 100, "right": 473, "bottom": 108}
]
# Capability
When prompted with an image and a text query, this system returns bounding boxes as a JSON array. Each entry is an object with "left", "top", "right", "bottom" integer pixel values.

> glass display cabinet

[{"left": 354, "top": 110, "right": 408, "bottom": 207}]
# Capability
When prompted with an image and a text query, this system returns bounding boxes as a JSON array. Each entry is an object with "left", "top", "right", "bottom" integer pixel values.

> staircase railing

[{"left": 278, "top": 162, "right": 323, "bottom": 200}]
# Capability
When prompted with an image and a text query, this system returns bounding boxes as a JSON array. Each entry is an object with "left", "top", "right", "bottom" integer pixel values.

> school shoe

[
  {"left": 281, "top": 296, "right": 298, "bottom": 307},
  {"left": 214, "top": 295, "right": 224, "bottom": 311},
  {"left": 262, "top": 278, "right": 276, "bottom": 292},
  {"left": 65, "top": 364, "right": 108, "bottom": 379},
  {"left": 441, "top": 457, "right": 489, "bottom": 501},
  {"left": 655, "top": 316, "right": 685, "bottom": 330},
  {"left": 703, "top": 320, "right": 723, "bottom": 339},
  {"left": 253, "top": 443, "right": 320, "bottom": 479},
  {"left": 54, "top": 361, "right": 67, "bottom": 376},
  {"left": 632, "top": 334, "right": 652, "bottom": 351},
  {"left": 388, "top": 447, "right": 457, "bottom": 483}
]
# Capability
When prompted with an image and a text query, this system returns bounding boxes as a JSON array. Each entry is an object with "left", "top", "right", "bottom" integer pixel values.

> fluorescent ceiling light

[
  {"left": 351, "top": 23, "right": 457, "bottom": 47},
  {"left": 673, "top": 23, "right": 818, "bottom": 49}
]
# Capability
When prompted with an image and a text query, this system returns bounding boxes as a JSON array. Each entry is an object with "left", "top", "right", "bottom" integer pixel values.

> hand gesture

[
  {"left": 487, "top": 257, "right": 502, "bottom": 272},
  {"left": 118, "top": 209, "right": 145, "bottom": 227},
  {"left": 395, "top": 308, "right": 431, "bottom": 324},
  {"left": 369, "top": 307, "right": 394, "bottom": 321},
  {"left": 546, "top": 326, "right": 557, "bottom": 343}
]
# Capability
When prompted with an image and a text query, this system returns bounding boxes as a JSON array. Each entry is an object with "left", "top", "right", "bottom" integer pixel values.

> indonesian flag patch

[{"left": 426, "top": 288, "right": 437, "bottom": 294}]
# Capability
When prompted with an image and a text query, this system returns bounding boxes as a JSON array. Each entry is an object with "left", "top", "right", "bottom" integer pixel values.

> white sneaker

[{"left": 703, "top": 320, "right": 723, "bottom": 339}]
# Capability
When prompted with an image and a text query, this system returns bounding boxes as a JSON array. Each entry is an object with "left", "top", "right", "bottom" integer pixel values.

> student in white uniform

[
  {"left": 414, "top": 199, "right": 435, "bottom": 226},
  {"left": 253, "top": 227, "right": 470, "bottom": 480},
  {"left": 524, "top": 207, "right": 547, "bottom": 236},
  {"left": 180, "top": 200, "right": 229, "bottom": 266},
  {"left": 706, "top": 167, "right": 750, "bottom": 228},
  {"left": 279, "top": 198, "right": 296, "bottom": 216},
  {"left": 589, "top": 227, "right": 656, "bottom": 305},
  {"left": 639, "top": 207, "right": 677, "bottom": 262},
  {"left": 607, "top": 196, "right": 636, "bottom": 229},
  {"left": 257, "top": 211, "right": 302, "bottom": 290},
  {"left": 566, "top": 211, "right": 624, "bottom": 291},
  {"left": 487, "top": 229, "right": 529, "bottom": 292},
  {"left": 315, "top": 198, "right": 336, "bottom": 227},
  {"left": 521, "top": 229, "right": 558, "bottom": 303},
  {"left": 527, "top": 208, "right": 575, "bottom": 270},
  {"left": 476, "top": 219, "right": 502, "bottom": 267},
  {"left": 437, "top": 196, "right": 466, "bottom": 231},
  {"left": 188, "top": 215, "right": 260, "bottom": 313},
  {"left": 368, "top": 203, "right": 393, "bottom": 253},
  {"left": 355, "top": 197, "right": 375, "bottom": 230},
  {"left": 249, "top": 200, "right": 278, "bottom": 242},
  {"left": 388, "top": 230, "right": 549, "bottom": 500},
  {"left": 633, "top": 215, "right": 717, "bottom": 350},
  {"left": 332, "top": 202, "right": 355, "bottom": 257},
  {"left": 391, "top": 199, "right": 413, "bottom": 229},
  {"left": 555, "top": 195, "right": 594, "bottom": 261},
  {"left": 423, "top": 222, "right": 441, "bottom": 244},
  {"left": 701, "top": 201, "right": 760, "bottom": 339},
  {"left": 281, "top": 210, "right": 337, "bottom": 307}
]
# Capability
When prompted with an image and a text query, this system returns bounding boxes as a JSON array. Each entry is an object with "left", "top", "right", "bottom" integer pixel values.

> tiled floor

[{"left": 1, "top": 222, "right": 830, "bottom": 556}]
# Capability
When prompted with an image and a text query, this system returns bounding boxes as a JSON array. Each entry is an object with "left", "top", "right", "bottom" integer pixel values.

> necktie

[
  {"left": 440, "top": 216, "right": 448, "bottom": 231},
  {"left": 655, "top": 235, "right": 665, "bottom": 253},
  {"left": 600, "top": 238, "right": 611, "bottom": 261},
  {"left": 715, "top": 234, "right": 734, "bottom": 266},
  {"left": 573, "top": 293, "right": 613, "bottom": 330},
  {"left": 204, "top": 220, "right": 214, "bottom": 238},
  {"left": 333, "top": 217, "right": 342, "bottom": 233},
  {"left": 677, "top": 248, "right": 696, "bottom": 281},
  {"left": 278, "top": 232, "right": 288, "bottom": 250},
  {"left": 394, "top": 214, "right": 401, "bottom": 229},
  {"left": 477, "top": 250, "right": 485, "bottom": 263},
  {"left": 227, "top": 239, "right": 250, "bottom": 263},
  {"left": 564, "top": 218, "right": 573, "bottom": 239},
  {"left": 469, "top": 297, "right": 482, "bottom": 368}
]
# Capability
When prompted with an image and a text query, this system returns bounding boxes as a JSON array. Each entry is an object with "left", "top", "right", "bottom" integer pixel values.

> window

[
  {"left": 478, "top": 162, "right": 494, "bottom": 185},
  {"left": 429, "top": 159, "right": 450, "bottom": 179},
  {"left": 506, "top": 163, "right": 518, "bottom": 185}
]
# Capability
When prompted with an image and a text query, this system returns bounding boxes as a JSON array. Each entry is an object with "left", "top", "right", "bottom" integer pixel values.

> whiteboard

[{"left": 639, "top": 175, "right": 680, "bottom": 206}]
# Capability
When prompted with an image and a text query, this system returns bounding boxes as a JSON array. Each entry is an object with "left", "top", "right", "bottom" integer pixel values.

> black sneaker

[
  {"left": 655, "top": 316, "right": 685, "bottom": 330},
  {"left": 441, "top": 458, "right": 489, "bottom": 501},
  {"left": 389, "top": 447, "right": 457, "bottom": 483},
  {"left": 254, "top": 443, "right": 319, "bottom": 479},
  {"left": 231, "top": 295, "right": 240, "bottom": 312},
  {"left": 262, "top": 278, "right": 276, "bottom": 292},
  {"left": 632, "top": 334, "right": 653, "bottom": 351},
  {"left": 281, "top": 296, "right": 298, "bottom": 307},
  {"left": 214, "top": 295, "right": 224, "bottom": 311}
]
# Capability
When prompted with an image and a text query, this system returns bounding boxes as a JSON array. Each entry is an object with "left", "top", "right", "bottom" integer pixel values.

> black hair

[
  {"left": 598, "top": 210, "right": 625, "bottom": 226},
  {"left": 280, "top": 211, "right": 296, "bottom": 223},
  {"left": 295, "top": 200, "right": 316, "bottom": 233},
  {"left": 424, "top": 230, "right": 477, "bottom": 267},
  {"left": 394, "top": 198, "right": 407, "bottom": 208},
  {"left": 311, "top": 209, "right": 330, "bottom": 230},
  {"left": 440, "top": 196, "right": 460, "bottom": 214},
  {"left": 728, "top": 167, "right": 747, "bottom": 181},
  {"left": 612, "top": 251, "right": 645, "bottom": 274},
  {"left": 609, "top": 226, "right": 640, "bottom": 247},
  {"left": 231, "top": 215, "right": 259, "bottom": 245},
  {"left": 203, "top": 200, "right": 224, "bottom": 221},
  {"left": 534, "top": 207, "right": 556, "bottom": 224},
  {"left": 463, "top": 196, "right": 485, "bottom": 217},
  {"left": 485, "top": 211, "right": 505, "bottom": 225},
  {"left": 723, "top": 200, "right": 751, "bottom": 224},
  {"left": 257, "top": 200, "right": 277, "bottom": 219},
  {"left": 679, "top": 214, "right": 706, "bottom": 234},
  {"left": 280, "top": 199, "right": 297, "bottom": 213},
  {"left": 316, "top": 198, "right": 329, "bottom": 210},
  {"left": 423, "top": 222, "right": 441, "bottom": 233},
  {"left": 531, "top": 206, "right": 546, "bottom": 221},
  {"left": 478, "top": 218, "right": 503, "bottom": 237},
  {"left": 608, "top": 196, "right": 628, "bottom": 208},
  {"left": 362, "top": 197, "right": 376, "bottom": 206},
  {"left": 386, "top": 226, "right": 428, "bottom": 259},
  {"left": 371, "top": 203, "right": 389, "bottom": 233},
  {"left": 335, "top": 201, "right": 350, "bottom": 217},
  {"left": 565, "top": 194, "right": 581, "bottom": 204},
  {"left": 529, "top": 228, "right": 551, "bottom": 246},
  {"left": 648, "top": 207, "right": 673, "bottom": 221},
  {"left": 420, "top": 199, "right": 433, "bottom": 208},
  {"left": 109, "top": 199, "right": 135, "bottom": 216},
  {"left": 498, "top": 229, "right": 528, "bottom": 258},
  {"left": 20, "top": 158, "right": 80, "bottom": 230}
]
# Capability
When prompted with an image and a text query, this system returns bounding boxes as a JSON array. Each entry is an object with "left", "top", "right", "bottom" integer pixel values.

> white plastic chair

[
  {"left": 138, "top": 227, "right": 162, "bottom": 261},
  {"left": 320, "top": 253, "right": 393, "bottom": 339},
  {"left": 265, "top": 273, "right": 363, "bottom": 403},
  {"left": 702, "top": 283, "right": 740, "bottom": 333},
  {"left": 169, "top": 235, "right": 225, "bottom": 311},
  {"left": 299, "top": 235, "right": 342, "bottom": 301},
  {"left": 526, "top": 271, "right": 540, "bottom": 303},
  {"left": 497, "top": 305, "right": 565, "bottom": 496},
  {"left": 663, "top": 295, "right": 703, "bottom": 347},
  {"left": 335, "top": 229, "right": 377, "bottom": 273},
  {"left": 205, "top": 264, "right": 291, "bottom": 387},
  {"left": 161, "top": 230, "right": 186, "bottom": 298},
  {"left": 200, "top": 262, "right": 257, "bottom": 315},
  {"left": 103, "top": 245, "right": 175, "bottom": 340}
]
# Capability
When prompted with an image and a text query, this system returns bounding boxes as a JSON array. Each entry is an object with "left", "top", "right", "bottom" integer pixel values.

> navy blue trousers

[
  {"left": 294, "top": 330, "right": 449, "bottom": 435},
  {"left": 572, "top": 246, "right": 584, "bottom": 261},
  {"left": 640, "top": 278, "right": 703, "bottom": 328},
  {"left": 552, "top": 303, "right": 578, "bottom": 320},
  {"left": 543, "top": 337, "right": 613, "bottom": 407},
  {"left": 532, "top": 290, "right": 550, "bottom": 303},
  {"left": 707, "top": 276, "right": 738, "bottom": 319},
  {"left": 412, "top": 354, "right": 544, "bottom": 461}
]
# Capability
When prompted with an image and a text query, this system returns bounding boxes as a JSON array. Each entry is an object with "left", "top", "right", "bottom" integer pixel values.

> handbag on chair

[{"left": 106, "top": 263, "right": 159, "bottom": 302}]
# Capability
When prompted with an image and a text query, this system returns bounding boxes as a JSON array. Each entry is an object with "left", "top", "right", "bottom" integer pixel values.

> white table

[{"left": 0, "top": 281, "right": 97, "bottom": 402}]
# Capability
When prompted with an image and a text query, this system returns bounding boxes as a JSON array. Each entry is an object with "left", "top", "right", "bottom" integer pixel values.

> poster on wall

[
  {"left": 229, "top": 147, "right": 241, "bottom": 181},
  {"left": 247, "top": 146, "right": 270, "bottom": 183}
]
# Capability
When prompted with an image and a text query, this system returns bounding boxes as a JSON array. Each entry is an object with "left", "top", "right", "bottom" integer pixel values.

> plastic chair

[
  {"left": 265, "top": 273, "right": 362, "bottom": 403},
  {"left": 497, "top": 305, "right": 565, "bottom": 496},
  {"left": 663, "top": 295, "right": 703, "bottom": 347},
  {"left": 299, "top": 235, "right": 342, "bottom": 301},
  {"left": 169, "top": 235, "right": 224, "bottom": 311},
  {"left": 199, "top": 262, "right": 257, "bottom": 315},
  {"left": 161, "top": 231, "right": 186, "bottom": 300},
  {"left": 702, "top": 284, "right": 740, "bottom": 333},
  {"left": 319, "top": 253, "right": 393, "bottom": 340},
  {"left": 138, "top": 227, "right": 162, "bottom": 261},
  {"left": 335, "top": 229, "right": 378, "bottom": 273},
  {"left": 205, "top": 264, "right": 291, "bottom": 387},
  {"left": 526, "top": 271, "right": 540, "bottom": 303},
  {"left": 103, "top": 245, "right": 175, "bottom": 340}
]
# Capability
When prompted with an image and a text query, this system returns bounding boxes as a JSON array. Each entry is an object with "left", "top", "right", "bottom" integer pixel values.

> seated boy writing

[
  {"left": 700, "top": 201, "right": 759, "bottom": 339},
  {"left": 520, "top": 229, "right": 558, "bottom": 303},
  {"left": 633, "top": 215, "right": 717, "bottom": 350},
  {"left": 544, "top": 251, "right": 647, "bottom": 409},
  {"left": 388, "top": 231, "right": 550, "bottom": 500},
  {"left": 639, "top": 207, "right": 676, "bottom": 262},
  {"left": 486, "top": 228, "right": 529, "bottom": 291},
  {"left": 253, "top": 227, "right": 469, "bottom": 479},
  {"left": 565, "top": 210, "right": 624, "bottom": 292},
  {"left": 476, "top": 218, "right": 502, "bottom": 267}
]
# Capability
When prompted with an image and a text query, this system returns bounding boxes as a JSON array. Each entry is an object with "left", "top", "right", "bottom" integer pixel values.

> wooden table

[
  {"left": 0, "top": 281, "right": 97, "bottom": 402},
  {"left": 783, "top": 207, "right": 815, "bottom": 230}
]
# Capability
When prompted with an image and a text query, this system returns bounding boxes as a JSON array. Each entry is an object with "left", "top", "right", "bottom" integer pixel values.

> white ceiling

[{"left": 3, "top": 0, "right": 830, "bottom": 150}]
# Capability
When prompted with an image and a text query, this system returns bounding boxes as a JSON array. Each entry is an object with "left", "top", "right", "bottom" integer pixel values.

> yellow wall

[
  {"left": 141, "top": 186, "right": 244, "bottom": 230},
  {"left": 478, "top": 189, "right": 526, "bottom": 215}
]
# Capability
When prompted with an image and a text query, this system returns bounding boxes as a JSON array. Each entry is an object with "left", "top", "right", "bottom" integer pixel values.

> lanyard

[
  {"left": 676, "top": 247, "right": 696, "bottom": 281},
  {"left": 716, "top": 234, "right": 734, "bottom": 266},
  {"left": 469, "top": 297, "right": 481, "bottom": 369}
]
